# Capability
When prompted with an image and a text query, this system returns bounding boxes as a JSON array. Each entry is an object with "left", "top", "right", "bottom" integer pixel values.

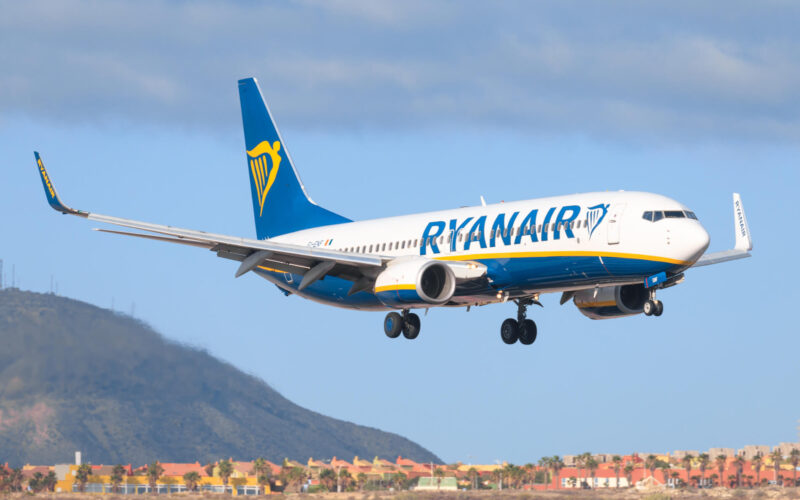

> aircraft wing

[
  {"left": 35, "top": 152, "right": 385, "bottom": 292},
  {"left": 35, "top": 152, "right": 487, "bottom": 294},
  {"left": 692, "top": 193, "right": 753, "bottom": 268}
]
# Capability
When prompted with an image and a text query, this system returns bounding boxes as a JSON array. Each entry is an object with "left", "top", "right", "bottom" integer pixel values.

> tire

[
  {"left": 500, "top": 318, "right": 519, "bottom": 345},
  {"left": 384, "top": 312, "right": 403, "bottom": 338},
  {"left": 518, "top": 319, "right": 538, "bottom": 345},
  {"left": 654, "top": 300, "right": 664, "bottom": 317},
  {"left": 643, "top": 300, "right": 654, "bottom": 316},
  {"left": 402, "top": 313, "right": 421, "bottom": 339}
]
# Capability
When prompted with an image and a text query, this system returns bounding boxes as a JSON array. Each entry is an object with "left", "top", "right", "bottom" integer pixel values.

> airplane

[{"left": 35, "top": 77, "right": 753, "bottom": 346}]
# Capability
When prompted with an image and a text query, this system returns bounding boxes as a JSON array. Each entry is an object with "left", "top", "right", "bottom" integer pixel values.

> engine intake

[
  {"left": 375, "top": 258, "right": 456, "bottom": 307},
  {"left": 573, "top": 284, "right": 648, "bottom": 320}
]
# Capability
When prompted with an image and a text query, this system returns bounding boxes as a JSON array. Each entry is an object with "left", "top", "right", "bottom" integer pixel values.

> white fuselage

[{"left": 255, "top": 191, "right": 710, "bottom": 311}]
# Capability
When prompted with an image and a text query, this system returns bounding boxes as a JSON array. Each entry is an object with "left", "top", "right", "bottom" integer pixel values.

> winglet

[
  {"left": 34, "top": 152, "right": 85, "bottom": 216},
  {"left": 732, "top": 193, "right": 752, "bottom": 251}
]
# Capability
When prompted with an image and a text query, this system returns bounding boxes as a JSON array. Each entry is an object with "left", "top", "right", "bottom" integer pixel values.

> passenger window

[
  {"left": 653, "top": 211, "right": 664, "bottom": 222},
  {"left": 369, "top": 245, "right": 373, "bottom": 253},
  {"left": 401, "top": 241, "right": 405, "bottom": 249},
  {"left": 642, "top": 211, "right": 653, "bottom": 221},
  {"left": 414, "top": 239, "right": 418, "bottom": 247}
]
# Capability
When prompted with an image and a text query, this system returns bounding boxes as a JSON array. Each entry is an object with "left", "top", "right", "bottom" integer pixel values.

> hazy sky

[{"left": 2, "top": 0, "right": 799, "bottom": 464}]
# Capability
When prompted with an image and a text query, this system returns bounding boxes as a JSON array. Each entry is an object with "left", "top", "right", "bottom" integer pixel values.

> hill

[{"left": 0, "top": 289, "right": 440, "bottom": 466}]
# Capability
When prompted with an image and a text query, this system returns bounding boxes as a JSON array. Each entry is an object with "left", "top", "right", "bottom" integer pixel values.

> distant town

[{"left": 2, "top": 442, "right": 799, "bottom": 495}]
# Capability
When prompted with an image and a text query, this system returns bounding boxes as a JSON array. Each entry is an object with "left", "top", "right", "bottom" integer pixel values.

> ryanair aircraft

[{"left": 36, "top": 77, "right": 753, "bottom": 346}]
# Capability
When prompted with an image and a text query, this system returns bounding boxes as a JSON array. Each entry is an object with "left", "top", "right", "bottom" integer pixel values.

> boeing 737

[{"left": 35, "top": 77, "right": 753, "bottom": 346}]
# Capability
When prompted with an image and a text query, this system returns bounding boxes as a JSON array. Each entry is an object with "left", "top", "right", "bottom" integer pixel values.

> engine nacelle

[
  {"left": 374, "top": 258, "right": 456, "bottom": 308},
  {"left": 573, "top": 284, "right": 649, "bottom": 320}
]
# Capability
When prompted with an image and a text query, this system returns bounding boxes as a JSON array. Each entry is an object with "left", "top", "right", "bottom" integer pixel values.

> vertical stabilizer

[{"left": 238, "top": 78, "right": 350, "bottom": 239}]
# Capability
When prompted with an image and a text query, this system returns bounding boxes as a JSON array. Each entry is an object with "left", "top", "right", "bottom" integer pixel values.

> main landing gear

[
  {"left": 384, "top": 310, "right": 421, "bottom": 340},
  {"left": 643, "top": 288, "right": 664, "bottom": 317},
  {"left": 500, "top": 298, "right": 541, "bottom": 346}
]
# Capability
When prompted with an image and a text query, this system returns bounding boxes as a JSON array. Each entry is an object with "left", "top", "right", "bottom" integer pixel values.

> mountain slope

[{"left": 0, "top": 289, "right": 440, "bottom": 466}]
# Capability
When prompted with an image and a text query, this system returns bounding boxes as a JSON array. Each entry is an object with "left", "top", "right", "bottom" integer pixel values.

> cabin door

[{"left": 607, "top": 204, "right": 626, "bottom": 245}]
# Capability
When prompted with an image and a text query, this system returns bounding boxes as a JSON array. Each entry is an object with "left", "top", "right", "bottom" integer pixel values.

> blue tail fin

[{"left": 238, "top": 77, "right": 351, "bottom": 239}]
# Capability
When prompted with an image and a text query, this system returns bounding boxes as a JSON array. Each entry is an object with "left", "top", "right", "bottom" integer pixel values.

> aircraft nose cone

[{"left": 688, "top": 223, "right": 710, "bottom": 262}]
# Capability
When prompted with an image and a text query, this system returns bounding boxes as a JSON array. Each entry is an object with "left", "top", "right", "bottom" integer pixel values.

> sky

[{"left": 2, "top": 0, "right": 799, "bottom": 465}]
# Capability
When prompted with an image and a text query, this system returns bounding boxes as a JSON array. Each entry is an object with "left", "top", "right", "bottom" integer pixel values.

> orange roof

[{"left": 158, "top": 462, "right": 205, "bottom": 477}]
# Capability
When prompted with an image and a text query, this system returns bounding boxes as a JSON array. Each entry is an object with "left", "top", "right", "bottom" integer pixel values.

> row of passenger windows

[
  {"left": 341, "top": 219, "right": 588, "bottom": 254},
  {"left": 642, "top": 210, "right": 697, "bottom": 222}
]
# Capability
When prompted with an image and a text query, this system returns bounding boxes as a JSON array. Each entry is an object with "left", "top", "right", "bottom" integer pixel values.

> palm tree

[
  {"left": 319, "top": 469, "right": 336, "bottom": 491},
  {"left": 204, "top": 463, "right": 215, "bottom": 478},
  {"left": 75, "top": 464, "right": 92, "bottom": 493},
  {"left": 218, "top": 459, "right": 234, "bottom": 489},
  {"left": 146, "top": 462, "right": 164, "bottom": 494},
  {"left": 790, "top": 449, "right": 799, "bottom": 486},
  {"left": 577, "top": 453, "right": 591, "bottom": 486},
  {"left": 42, "top": 471, "right": 57, "bottom": 492},
  {"left": 586, "top": 457, "right": 598, "bottom": 488},
  {"left": 710, "top": 473, "right": 719, "bottom": 487},
  {"left": 282, "top": 467, "right": 306, "bottom": 493},
  {"left": 551, "top": 456, "right": 564, "bottom": 489},
  {"left": 682, "top": 454, "right": 694, "bottom": 488},
  {"left": 771, "top": 450, "right": 783, "bottom": 485},
  {"left": 434, "top": 467, "right": 446, "bottom": 489},
  {"left": 28, "top": 472, "right": 45, "bottom": 493},
  {"left": 252, "top": 458, "right": 269, "bottom": 478},
  {"left": 111, "top": 464, "right": 126, "bottom": 493},
  {"left": 698, "top": 453, "right": 710, "bottom": 487},
  {"left": 715, "top": 455, "right": 727, "bottom": 488},
  {"left": 490, "top": 468, "right": 503, "bottom": 490},
  {"left": 183, "top": 471, "right": 201, "bottom": 492},
  {"left": 751, "top": 453, "right": 763, "bottom": 487},
  {"left": 392, "top": 472, "right": 407, "bottom": 491},
  {"left": 645, "top": 455, "right": 657, "bottom": 479},
  {"left": 658, "top": 461, "right": 670, "bottom": 486},
  {"left": 733, "top": 455, "right": 745, "bottom": 488},
  {"left": 537, "top": 458, "right": 550, "bottom": 489},
  {"left": 624, "top": 463, "right": 634, "bottom": 488},
  {"left": 467, "top": 468, "right": 479, "bottom": 490},
  {"left": 612, "top": 455, "right": 622, "bottom": 489},
  {"left": 356, "top": 472, "right": 367, "bottom": 491}
]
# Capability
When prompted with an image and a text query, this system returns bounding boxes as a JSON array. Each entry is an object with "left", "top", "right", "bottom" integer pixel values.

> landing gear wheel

[
  {"left": 500, "top": 318, "right": 519, "bottom": 345},
  {"left": 643, "top": 299, "right": 656, "bottom": 316},
  {"left": 518, "top": 319, "right": 538, "bottom": 345},
  {"left": 402, "top": 313, "right": 421, "bottom": 339},
  {"left": 653, "top": 300, "right": 664, "bottom": 317},
  {"left": 384, "top": 312, "right": 403, "bottom": 338}
]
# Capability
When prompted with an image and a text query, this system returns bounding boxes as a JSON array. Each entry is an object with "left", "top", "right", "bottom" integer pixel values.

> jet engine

[
  {"left": 573, "top": 284, "right": 649, "bottom": 319},
  {"left": 374, "top": 258, "right": 456, "bottom": 308}
]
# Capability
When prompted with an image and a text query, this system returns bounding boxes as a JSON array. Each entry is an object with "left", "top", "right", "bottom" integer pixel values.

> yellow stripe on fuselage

[
  {"left": 435, "top": 250, "right": 690, "bottom": 266},
  {"left": 374, "top": 284, "right": 416, "bottom": 293},
  {"left": 576, "top": 301, "right": 617, "bottom": 309}
]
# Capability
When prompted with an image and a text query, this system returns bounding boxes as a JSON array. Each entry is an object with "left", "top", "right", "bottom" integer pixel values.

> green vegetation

[{"left": 0, "top": 289, "right": 439, "bottom": 466}]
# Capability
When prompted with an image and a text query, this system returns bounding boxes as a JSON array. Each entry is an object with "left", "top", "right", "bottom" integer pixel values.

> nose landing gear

[
  {"left": 499, "top": 298, "right": 541, "bottom": 346},
  {"left": 384, "top": 310, "right": 421, "bottom": 340}
]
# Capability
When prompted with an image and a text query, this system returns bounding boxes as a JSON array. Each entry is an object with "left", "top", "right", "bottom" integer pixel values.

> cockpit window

[{"left": 644, "top": 209, "right": 697, "bottom": 222}]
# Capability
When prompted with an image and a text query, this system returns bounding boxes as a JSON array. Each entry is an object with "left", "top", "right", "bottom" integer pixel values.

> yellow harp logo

[{"left": 247, "top": 140, "right": 282, "bottom": 216}]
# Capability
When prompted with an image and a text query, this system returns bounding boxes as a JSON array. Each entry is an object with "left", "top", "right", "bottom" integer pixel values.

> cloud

[{"left": 2, "top": 0, "right": 799, "bottom": 142}]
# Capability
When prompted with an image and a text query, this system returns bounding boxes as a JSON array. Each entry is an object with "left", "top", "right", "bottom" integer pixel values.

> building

[{"left": 738, "top": 445, "right": 770, "bottom": 459}]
